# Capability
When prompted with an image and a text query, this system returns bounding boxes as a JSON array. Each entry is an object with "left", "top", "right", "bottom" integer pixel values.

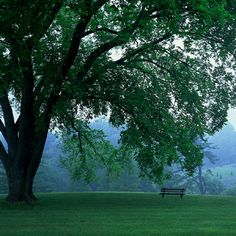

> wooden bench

[{"left": 160, "top": 188, "right": 185, "bottom": 198}]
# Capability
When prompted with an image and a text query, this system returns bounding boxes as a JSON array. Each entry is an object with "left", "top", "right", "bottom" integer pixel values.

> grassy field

[{"left": 0, "top": 192, "right": 236, "bottom": 236}]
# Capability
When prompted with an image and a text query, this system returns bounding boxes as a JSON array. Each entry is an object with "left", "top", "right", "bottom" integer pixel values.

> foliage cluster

[{"left": 1, "top": 1, "right": 236, "bottom": 199}]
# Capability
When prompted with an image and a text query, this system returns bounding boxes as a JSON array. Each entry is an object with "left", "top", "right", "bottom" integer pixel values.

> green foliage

[
  {"left": 164, "top": 137, "right": 225, "bottom": 195},
  {"left": 60, "top": 120, "right": 132, "bottom": 182},
  {"left": 190, "top": 170, "right": 225, "bottom": 194},
  {"left": 203, "top": 173, "right": 225, "bottom": 194},
  {"left": 164, "top": 168, "right": 225, "bottom": 195},
  {"left": 1, "top": 0, "right": 236, "bottom": 184}
]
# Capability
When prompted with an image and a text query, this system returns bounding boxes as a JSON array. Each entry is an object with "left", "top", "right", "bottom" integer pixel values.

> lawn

[{"left": 0, "top": 192, "right": 236, "bottom": 236}]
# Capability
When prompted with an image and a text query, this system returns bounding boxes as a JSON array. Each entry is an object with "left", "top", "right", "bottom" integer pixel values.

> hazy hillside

[
  {"left": 90, "top": 119, "right": 124, "bottom": 146},
  {"left": 1, "top": 120, "right": 236, "bottom": 193},
  {"left": 90, "top": 120, "right": 236, "bottom": 168},
  {"left": 2, "top": 119, "right": 236, "bottom": 168},
  {"left": 207, "top": 123, "right": 236, "bottom": 167}
]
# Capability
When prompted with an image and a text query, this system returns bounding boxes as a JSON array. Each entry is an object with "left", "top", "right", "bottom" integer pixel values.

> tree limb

[
  {"left": 0, "top": 120, "right": 7, "bottom": 142},
  {"left": 0, "top": 94, "right": 18, "bottom": 151},
  {"left": 83, "top": 27, "right": 119, "bottom": 37},
  {"left": 86, "top": 94, "right": 134, "bottom": 117},
  {"left": 0, "top": 140, "right": 8, "bottom": 169},
  {"left": 14, "top": 115, "right": 20, "bottom": 134},
  {"left": 134, "top": 59, "right": 172, "bottom": 74},
  {"left": 77, "top": 6, "right": 150, "bottom": 81},
  {"left": 77, "top": 37, "right": 124, "bottom": 80},
  {"left": 34, "top": 78, "right": 45, "bottom": 97},
  {"left": 38, "top": 1, "right": 109, "bottom": 123},
  {"left": 159, "top": 48, "right": 192, "bottom": 68},
  {"left": 30, "top": 0, "right": 62, "bottom": 48},
  {"left": 70, "top": 117, "right": 107, "bottom": 163},
  {"left": 114, "top": 32, "right": 172, "bottom": 65},
  {"left": 61, "top": 0, "right": 108, "bottom": 78}
]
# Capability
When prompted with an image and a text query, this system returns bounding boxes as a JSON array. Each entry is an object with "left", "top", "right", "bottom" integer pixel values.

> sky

[
  {"left": 9, "top": 106, "right": 236, "bottom": 131},
  {"left": 227, "top": 108, "right": 236, "bottom": 130}
]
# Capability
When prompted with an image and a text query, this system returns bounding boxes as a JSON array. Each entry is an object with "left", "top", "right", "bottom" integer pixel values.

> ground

[{"left": 0, "top": 192, "right": 235, "bottom": 235}]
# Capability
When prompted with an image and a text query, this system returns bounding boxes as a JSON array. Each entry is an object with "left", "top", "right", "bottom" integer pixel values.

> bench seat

[{"left": 160, "top": 188, "right": 185, "bottom": 198}]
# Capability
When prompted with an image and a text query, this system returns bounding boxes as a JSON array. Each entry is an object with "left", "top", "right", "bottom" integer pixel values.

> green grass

[{"left": 0, "top": 192, "right": 236, "bottom": 236}]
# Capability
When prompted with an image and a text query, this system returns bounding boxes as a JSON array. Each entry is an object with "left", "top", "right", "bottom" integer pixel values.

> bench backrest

[{"left": 161, "top": 188, "right": 185, "bottom": 192}]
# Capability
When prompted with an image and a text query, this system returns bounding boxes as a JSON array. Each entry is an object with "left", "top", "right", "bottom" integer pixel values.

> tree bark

[
  {"left": 0, "top": 0, "right": 108, "bottom": 203},
  {"left": 5, "top": 150, "right": 44, "bottom": 202},
  {"left": 4, "top": 125, "right": 49, "bottom": 203},
  {"left": 197, "top": 166, "right": 206, "bottom": 195},
  {"left": 6, "top": 165, "right": 31, "bottom": 202},
  {"left": 6, "top": 176, "right": 38, "bottom": 202}
]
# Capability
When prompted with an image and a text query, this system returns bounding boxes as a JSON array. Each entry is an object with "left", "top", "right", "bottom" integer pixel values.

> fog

[{"left": 1, "top": 118, "right": 236, "bottom": 195}]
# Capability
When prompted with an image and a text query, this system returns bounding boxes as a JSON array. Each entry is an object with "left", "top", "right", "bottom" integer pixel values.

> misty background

[{"left": 1, "top": 115, "right": 236, "bottom": 195}]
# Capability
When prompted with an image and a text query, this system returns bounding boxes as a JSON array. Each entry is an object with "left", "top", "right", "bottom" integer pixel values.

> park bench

[{"left": 160, "top": 188, "right": 185, "bottom": 198}]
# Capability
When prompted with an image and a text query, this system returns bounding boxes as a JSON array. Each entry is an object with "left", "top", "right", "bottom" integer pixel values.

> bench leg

[{"left": 162, "top": 194, "right": 164, "bottom": 198}]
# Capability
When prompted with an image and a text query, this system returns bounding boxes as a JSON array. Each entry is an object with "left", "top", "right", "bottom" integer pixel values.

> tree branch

[
  {"left": 77, "top": 6, "right": 150, "bottom": 81},
  {"left": 0, "top": 120, "right": 7, "bottom": 142},
  {"left": 14, "top": 115, "right": 20, "bottom": 134},
  {"left": 70, "top": 120, "right": 106, "bottom": 163},
  {"left": 14, "top": 52, "right": 38, "bottom": 164},
  {"left": 114, "top": 32, "right": 172, "bottom": 65},
  {"left": 92, "top": 0, "right": 109, "bottom": 12},
  {"left": 30, "top": 0, "right": 62, "bottom": 47},
  {"left": 31, "top": 2, "right": 62, "bottom": 98},
  {"left": 34, "top": 78, "right": 44, "bottom": 97},
  {"left": 0, "top": 140, "right": 8, "bottom": 169},
  {"left": 86, "top": 94, "right": 134, "bottom": 117},
  {"left": 38, "top": 1, "right": 109, "bottom": 123},
  {"left": 83, "top": 27, "right": 119, "bottom": 37},
  {"left": 0, "top": 94, "right": 18, "bottom": 151},
  {"left": 159, "top": 48, "right": 192, "bottom": 68},
  {"left": 135, "top": 59, "right": 172, "bottom": 74},
  {"left": 77, "top": 37, "right": 124, "bottom": 80},
  {"left": 61, "top": 0, "right": 108, "bottom": 78},
  {"left": 158, "top": 47, "right": 210, "bottom": 78}
]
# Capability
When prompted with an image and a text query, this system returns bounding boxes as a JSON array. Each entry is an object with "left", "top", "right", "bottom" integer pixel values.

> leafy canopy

[{"left": 0, "top": 0, "right": 236, "bottom": 181}]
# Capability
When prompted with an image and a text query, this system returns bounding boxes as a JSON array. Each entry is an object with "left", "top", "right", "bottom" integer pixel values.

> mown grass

[{"left": 0, "top": 192, "right": 236, "bottom": 236}]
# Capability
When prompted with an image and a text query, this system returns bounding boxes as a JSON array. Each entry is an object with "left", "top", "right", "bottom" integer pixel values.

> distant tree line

[{"left": 1, "top": 121, "right": 236, "bottom": 195}]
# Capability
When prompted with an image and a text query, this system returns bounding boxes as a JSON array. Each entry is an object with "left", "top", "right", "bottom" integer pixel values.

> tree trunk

[
  {"left": 6, "top": 167, "right": 32, "bottom": 202},
  {"left": 4, "top": 131, "right": 48, "bottom": 203},
  {"left": 198, "top": 166, "right": 206, "bottom": 195},
  {"left": 5, "top": 162, "right": 41, "bottom": 202}
]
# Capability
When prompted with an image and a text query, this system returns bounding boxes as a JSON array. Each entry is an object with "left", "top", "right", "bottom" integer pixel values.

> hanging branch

[
  {"left": 68, "top": 117, "right": 107, "bottom": 164},
  {"left": 0, "top": 140, "right": 8, "bottom": 169},
  {"left": 0, "top": 120, "right": 7, "bottom": 142}
]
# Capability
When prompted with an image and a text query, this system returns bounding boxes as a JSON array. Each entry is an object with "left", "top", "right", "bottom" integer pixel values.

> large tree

[{"left": 0, "top": 0, "right": 235, "bottom": 202}]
